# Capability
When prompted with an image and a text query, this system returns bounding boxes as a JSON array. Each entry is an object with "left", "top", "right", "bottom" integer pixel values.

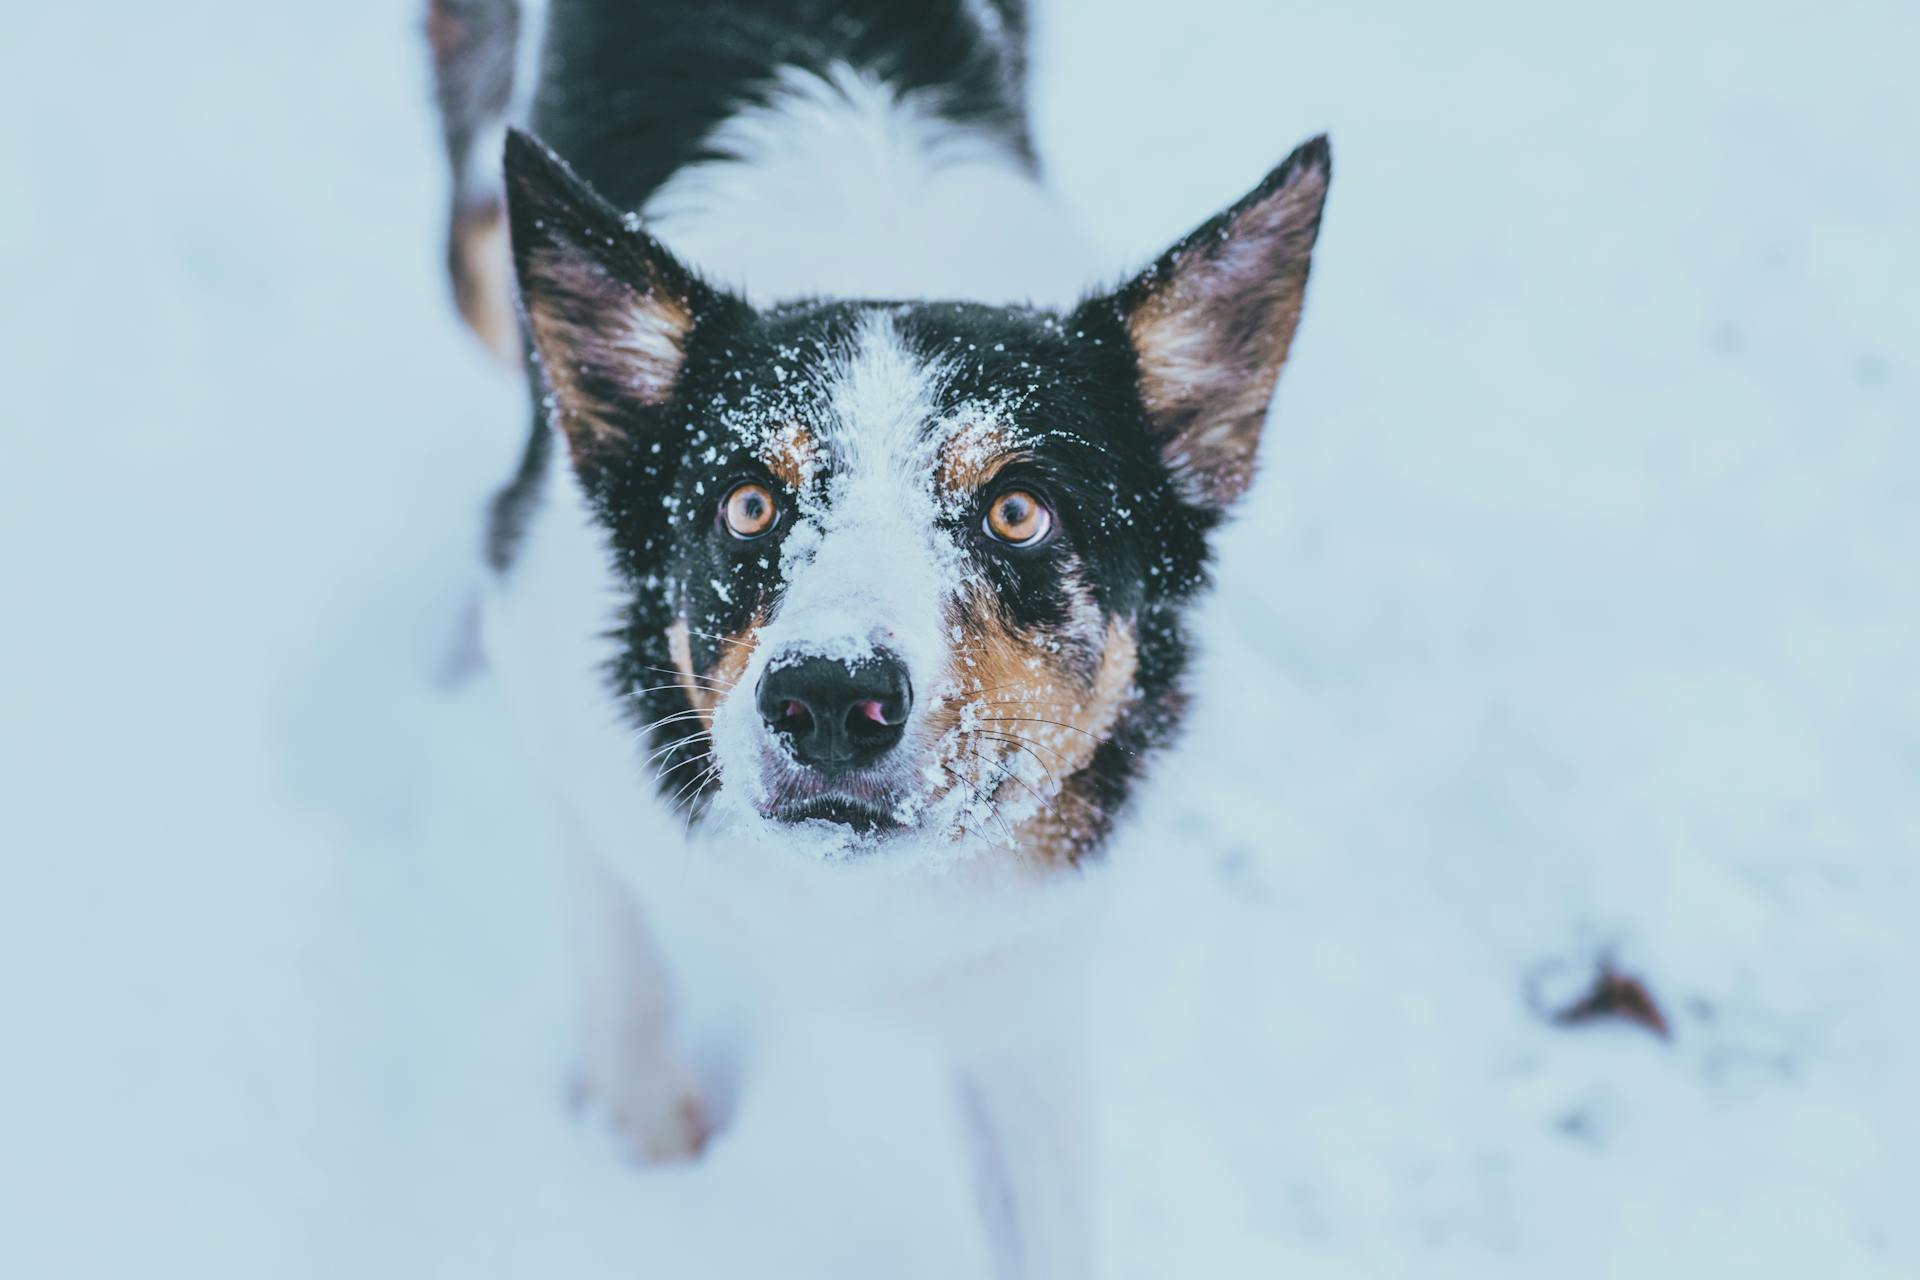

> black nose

[{"left": 757, "top": 652, "right": 912, "bottom": 771}]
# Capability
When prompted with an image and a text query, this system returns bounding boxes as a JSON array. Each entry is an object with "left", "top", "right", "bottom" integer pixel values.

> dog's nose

[{"left": 757, "top": 652, "right": 912, "bottom": 771}]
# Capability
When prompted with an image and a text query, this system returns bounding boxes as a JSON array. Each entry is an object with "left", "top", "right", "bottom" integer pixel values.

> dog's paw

[{"left": 568, "top": 1057, "right": 709, "bottom": 1165}]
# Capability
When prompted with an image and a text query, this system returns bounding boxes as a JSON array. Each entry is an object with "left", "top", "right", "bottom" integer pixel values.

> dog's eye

[
  {"left": 982, "top": 489, "right": 1054, "bottom": 548},
  {"left": 721, "top": 482, "right": 779, "bottom": 539}
]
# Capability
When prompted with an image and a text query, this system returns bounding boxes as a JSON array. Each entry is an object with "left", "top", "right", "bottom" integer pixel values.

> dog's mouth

[{"left": 767, "top": 793, "right": 906, "bottom": 837}]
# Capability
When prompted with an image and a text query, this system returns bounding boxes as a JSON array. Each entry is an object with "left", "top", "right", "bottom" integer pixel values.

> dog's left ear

[
  {"left": 503, "top": 128, "right": 735, "bottom": 466},
  {"left": 1080, "top": 136, "right": 1330, "bottom": 510}
]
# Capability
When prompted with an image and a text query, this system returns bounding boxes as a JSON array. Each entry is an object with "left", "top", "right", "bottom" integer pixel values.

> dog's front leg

[
  {"left": 567, "top": 847, "right": 706, "bottom": 1163},
  {"left": 959, "top": 1055, "right": 1095, "bottom": 1280}
]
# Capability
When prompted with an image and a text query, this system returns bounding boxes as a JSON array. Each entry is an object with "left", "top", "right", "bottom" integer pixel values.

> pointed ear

[
  {"left": 503, "top": 129, "right": 729, "bottom": 461},
  {"left": 1086, "top": 136, "right": 1330, "bottom": 510}
]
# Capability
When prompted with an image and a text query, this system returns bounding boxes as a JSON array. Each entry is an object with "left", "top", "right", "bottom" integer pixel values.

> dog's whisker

[
  {"left": 975, "top": 716, "right": 1135, "bottom": 756},
  {"left": 967, "top": 699, "right": 1117, "bottom": 724},
  {"left": 682, "top": 771, "right": 722, "bottom": 839},
  {"left": 938, "top": 760, "right": 1017, "bottom": 849},
  {"left": 667, "top": 762, "right": 723, "bottom": 814},
  {"left": 654, "top": 745, "right": 716, "bottom": 782},
  {"left": 684, "top": 627, "right": 756, "bottom": 652},
  {"left": 971, "top": 746, "right": 1060, "bottom": 821},
  {"left": 656, "top": 760, "right": 706, "bottom": 786},
  {"left": 645, "top": 730, "right": 710, "bottom": 768},
  {"left": 968, "top": 724, "right": 1078, "bottom": 768},
  {"left": 976, "top": 731, "right": 1062, "bottom": 793},
  {"left": 943, "top": 680, "right": 1026, "bottom": 700},
  {"left": 970, "top": 700, "right": 1099, "bottom": 714},
  {"left": 630, "top": 662, "right": 734, "bottom": 691},
  {"left": 627, "top": 682, "right": 713, "bottom": 699},
  {"left": 635, "top": 709, "right": 714, "bottom": 736}
]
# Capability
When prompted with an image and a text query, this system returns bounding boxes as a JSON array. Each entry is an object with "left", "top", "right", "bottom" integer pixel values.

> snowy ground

[{"left": 3, "top": 1, "right": 1917, "bottom": 1276}]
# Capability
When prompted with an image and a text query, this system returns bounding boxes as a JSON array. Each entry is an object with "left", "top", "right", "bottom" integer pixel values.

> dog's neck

[{"left": 639, "top": 64, "right": 1094, "bottom": 308}]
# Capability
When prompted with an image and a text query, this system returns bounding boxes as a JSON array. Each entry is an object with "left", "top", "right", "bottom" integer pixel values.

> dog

[{"left": 428, "top": 1, "right": 1329, "bottom": 1273}]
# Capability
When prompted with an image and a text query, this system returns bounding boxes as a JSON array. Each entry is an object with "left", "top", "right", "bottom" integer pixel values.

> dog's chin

[
  {"left": 748, "top": 758, "right": 930, "bottom": 856},
  {"left": 766, "top": 794, "right": 907, "bottom": 839},
  {"left": 708, "top": 733, "right": 961, "bottom": 858}
]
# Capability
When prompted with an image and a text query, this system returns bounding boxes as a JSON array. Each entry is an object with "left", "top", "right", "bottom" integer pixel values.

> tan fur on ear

[
  {"left": 520, "top": 249, "right": 695, "bottom": 454},
  {"left": 1114, "top": 137, "right": 1330, "bottom": 509}
]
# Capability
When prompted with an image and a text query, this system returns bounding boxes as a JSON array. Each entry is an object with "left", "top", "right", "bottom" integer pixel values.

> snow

[{"left": 2, "top": 0, "right": 1917, "bottom": 1277}]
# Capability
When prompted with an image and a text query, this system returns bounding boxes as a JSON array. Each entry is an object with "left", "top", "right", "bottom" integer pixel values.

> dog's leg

[
  {"left": 920, "top": 929, "right": 1101, "bottom": 1278},
  {"left": 959, "top": 1057, "right": 1095, "bottom": 1280},
  {"left": 566, "top": 847, "right": 706, "bottom": 1163},
  {"left": 425, "top": 0, "right": 525, "bottom": 363}
]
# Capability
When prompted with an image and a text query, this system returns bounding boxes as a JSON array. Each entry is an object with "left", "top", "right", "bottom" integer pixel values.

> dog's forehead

[
  {"left": 813, "top": 308, "right": 944, "bottom": 468},
  {"left": 702, "top": 305, "right": 1037, "bottom": 496}
]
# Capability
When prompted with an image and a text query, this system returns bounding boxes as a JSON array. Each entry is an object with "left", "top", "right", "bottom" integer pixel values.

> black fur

[{"left": 529, "top": 0, "right": 1033, "bottom": 213}]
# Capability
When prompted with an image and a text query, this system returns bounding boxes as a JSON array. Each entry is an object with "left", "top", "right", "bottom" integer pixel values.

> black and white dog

[{"left": 430, "top": 0, "right": 1328, "bottom": 1272}]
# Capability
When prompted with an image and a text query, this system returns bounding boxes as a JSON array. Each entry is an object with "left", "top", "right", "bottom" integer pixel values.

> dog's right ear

[
  {"left": 1077, "top": 136, "right": 1330, "bottom": 511},
  {"left": 503, "top": 129, "right": 735, "bottom": 463}
]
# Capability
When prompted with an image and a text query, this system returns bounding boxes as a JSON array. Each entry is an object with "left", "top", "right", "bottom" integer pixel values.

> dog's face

[{"left": 503, "top": 131, "right": 1328, "bottom": 867}]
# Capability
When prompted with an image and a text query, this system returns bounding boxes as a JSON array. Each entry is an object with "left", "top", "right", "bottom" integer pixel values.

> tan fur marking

[
  {"left": 451, "top": 201, "right": 521, "bottom": 367},
  {"left": 923, "top": 585, "right": 1139, "bottom": 869},
  {"left": 757, "top": 423, "right": 817, "bottom": 492},
  {"left": 668, "top": 615, "right": 760, "bottom": 720},
  {"left": 1007, "top": 777, "right": 1110, "bottom": 870},
  {"left": 936, "top": 420, "right": 1021, "bottom": 498}
]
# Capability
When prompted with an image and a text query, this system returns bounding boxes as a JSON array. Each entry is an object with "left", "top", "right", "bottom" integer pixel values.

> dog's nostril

[
  {"left": 843, "top": 692, "right": 908, "bottom": 747},
  {"left": 756, "top": 652, "right": 913, "bottom": 771}
]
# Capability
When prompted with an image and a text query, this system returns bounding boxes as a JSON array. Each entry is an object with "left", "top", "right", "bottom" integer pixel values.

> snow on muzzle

[{"left": 708, "top": 501, "right": 956, "bottom": 836}]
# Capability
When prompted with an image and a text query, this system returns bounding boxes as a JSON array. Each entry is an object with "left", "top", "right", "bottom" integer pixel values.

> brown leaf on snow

[{"left": 1551, "top": 964, "right": 1672, "bottom": 1041}]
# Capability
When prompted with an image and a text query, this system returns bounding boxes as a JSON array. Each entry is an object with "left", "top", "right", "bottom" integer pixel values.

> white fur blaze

[{"left": 706, "top": 313, "right": 965, "bottom": 839}]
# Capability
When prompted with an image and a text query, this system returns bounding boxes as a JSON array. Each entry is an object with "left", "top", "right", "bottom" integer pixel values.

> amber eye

[
  {"left": 721, "top": 482, "right": 779, "bottom": 539},
  {"left": 982, "top": 489, "right": 1054, "bottom": 547}
]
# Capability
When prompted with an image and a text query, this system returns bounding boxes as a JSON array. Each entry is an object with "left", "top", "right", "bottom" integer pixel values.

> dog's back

[
  {"left": 430, "top": 0, "right": 1082, "bottom": 357},
  {"left": 525, "top": 0, "right": 1033, "bottom": 209}
]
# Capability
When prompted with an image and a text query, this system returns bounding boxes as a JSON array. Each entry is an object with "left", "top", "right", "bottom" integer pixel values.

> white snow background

[{"left": 3, "top": 0, "right": 1916, "bottom": 1276}]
